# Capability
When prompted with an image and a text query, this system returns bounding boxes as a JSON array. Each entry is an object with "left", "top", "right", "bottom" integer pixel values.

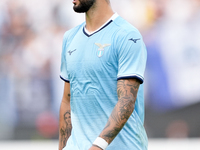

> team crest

[{"left": 95, "top": 43, "right": 111, "bottom": 57}]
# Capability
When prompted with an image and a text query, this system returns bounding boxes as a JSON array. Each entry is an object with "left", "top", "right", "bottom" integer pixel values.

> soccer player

[{"left": 59, "top": 0, "right": 148, "bottom": 150}]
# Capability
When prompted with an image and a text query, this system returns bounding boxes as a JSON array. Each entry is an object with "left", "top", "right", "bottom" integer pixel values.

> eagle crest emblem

[{"left": 95, "top": 43, "right": 111, "bottom": 57}]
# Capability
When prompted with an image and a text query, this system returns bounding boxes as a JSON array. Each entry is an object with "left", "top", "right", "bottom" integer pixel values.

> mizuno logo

[
  {"left": 68, "top": 49, "right": 76, "bottom": 55},
  {"left": 95, "top": 43, "right": 111, "bottom": 58},
  {"left": 129, "top": 38, "right": 140, "bottom": 43}
]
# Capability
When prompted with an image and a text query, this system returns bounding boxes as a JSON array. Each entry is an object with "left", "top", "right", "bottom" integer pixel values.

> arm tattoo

[
  {"left": 60, "top": 110, "right": 72, "bottom": 149},
  {"left": 60, "top": 91, "right": 72, "bottom": 149},
  {"left": 100, "top": 79, "right": 140, "bottom": 143}
]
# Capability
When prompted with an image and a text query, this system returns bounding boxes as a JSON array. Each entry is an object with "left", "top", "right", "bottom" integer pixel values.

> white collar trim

[{"left": 84, "top": 13, "right": 119, "bottom": 35}]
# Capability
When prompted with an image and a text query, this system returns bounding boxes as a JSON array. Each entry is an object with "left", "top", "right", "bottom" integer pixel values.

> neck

[{"left": 85, "top": 0, "right": 114, "bottom": 33}]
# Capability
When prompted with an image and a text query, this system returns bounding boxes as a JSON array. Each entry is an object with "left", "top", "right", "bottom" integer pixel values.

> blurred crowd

[{"left": 0, "top": 0, "right": 200, "bottom": 140}]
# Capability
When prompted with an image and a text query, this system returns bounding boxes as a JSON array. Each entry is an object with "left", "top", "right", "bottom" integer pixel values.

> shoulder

[
  {"left": 62, "top": 22, "right": 84, "bottom": 54},
  {"left": 63, "top": 22, "right": 85, "bottom": 42},
  {"left": 112, "top": 16, "right": 142, "bottom": 39},
  {"left": 111, "top": 16, "right": 146, "bottom": 53}
]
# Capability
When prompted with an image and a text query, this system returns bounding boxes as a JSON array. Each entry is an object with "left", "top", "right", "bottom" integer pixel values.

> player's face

[{"left": 72, "top": 0, "right": 96, "bottom": 13}]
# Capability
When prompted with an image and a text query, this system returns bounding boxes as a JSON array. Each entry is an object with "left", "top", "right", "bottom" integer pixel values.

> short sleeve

[
  {"left": 117, "top": 31, "right": 147, "bottom": 84},
  {"left": 60, "top": 32, "right": 70, "bottom": 82}
]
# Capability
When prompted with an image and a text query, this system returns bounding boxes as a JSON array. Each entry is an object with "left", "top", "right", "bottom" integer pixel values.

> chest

[{"left": 64, "top": 32, "right": 118, "bottom": 80}]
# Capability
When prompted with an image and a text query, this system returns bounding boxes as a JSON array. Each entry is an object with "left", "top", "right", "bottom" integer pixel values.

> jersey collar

[{"left": 83, "top": 13, "right": 119, "bottom": 37}]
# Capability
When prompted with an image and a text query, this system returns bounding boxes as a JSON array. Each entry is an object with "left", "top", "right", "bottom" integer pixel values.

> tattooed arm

[
  {"left": 89, "top": 78, "right": 140, "bottom": 150},
  {"left": 59, "top": 82, "right": 72, "bottom": 150}
]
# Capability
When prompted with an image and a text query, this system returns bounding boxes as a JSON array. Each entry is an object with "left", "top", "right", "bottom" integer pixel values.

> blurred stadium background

[{"left": 0, "top": 0, "right": 200, "bottom": 149}]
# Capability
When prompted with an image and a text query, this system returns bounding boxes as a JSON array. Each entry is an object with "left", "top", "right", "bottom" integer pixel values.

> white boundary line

[{"left": 0, "top": 139, "right": 200, "bottom": 150}]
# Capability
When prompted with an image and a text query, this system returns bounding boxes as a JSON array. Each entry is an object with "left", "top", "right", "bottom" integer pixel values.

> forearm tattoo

[
  {"left": 59, "top": 93, "right": 72, "bottom": 149},
  {"left": 60, "top": 110, "right": 72, "bottom": 149},
  {"left": 100, "top": 79, "right": 140, "bottom": 143}
]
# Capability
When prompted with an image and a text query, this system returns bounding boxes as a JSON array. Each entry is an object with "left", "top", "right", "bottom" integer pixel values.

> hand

[{"left": 88, "top": 145, "right": 103, "bottom": 150}]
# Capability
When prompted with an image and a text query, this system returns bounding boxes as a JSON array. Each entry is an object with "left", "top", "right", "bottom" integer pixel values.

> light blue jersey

[{"left": 60, "top": 14, "right": 148, "bottom": 150}]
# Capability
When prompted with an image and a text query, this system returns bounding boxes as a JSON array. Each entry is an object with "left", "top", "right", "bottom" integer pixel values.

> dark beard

[{"left": 73, "top": 0, "right": 96, "bottom": 13}]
